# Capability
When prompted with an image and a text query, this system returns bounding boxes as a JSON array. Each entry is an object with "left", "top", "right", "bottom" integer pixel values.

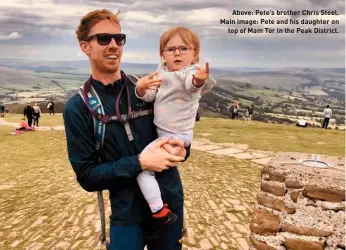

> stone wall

[{"left": 249, "top": 152, "right": 345, "bottom": 250}]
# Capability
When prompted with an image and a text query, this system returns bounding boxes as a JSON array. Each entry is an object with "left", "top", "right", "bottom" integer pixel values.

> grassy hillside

[
  {"left": 3, "top": 113, "right": 344, "bottom": 157},
  {"left": 195, "top": 117, "right": 345, "bottom": 157}
]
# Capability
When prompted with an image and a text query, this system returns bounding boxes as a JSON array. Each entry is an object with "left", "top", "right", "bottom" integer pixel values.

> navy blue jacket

[{"left": 63, "top": 76, "right": 189, "bottom": 225}]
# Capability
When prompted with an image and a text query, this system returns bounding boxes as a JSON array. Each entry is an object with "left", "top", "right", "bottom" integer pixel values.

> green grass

[
  {"left": 194, "top": 117, "right": 345, "bottom": 157},
  {"left": 238, "top": 89, "right": 284, "bottom": 103},
  {"left": 3, "top": 113, "right": 344, "bottom": 156},
  {"left": 3, "top": 113, "right": 64, "bottom": 127}
]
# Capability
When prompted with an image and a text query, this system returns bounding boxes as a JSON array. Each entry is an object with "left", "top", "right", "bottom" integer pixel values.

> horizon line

[{"left": 0, "top": 57, "right": 344, "bottom": 69}]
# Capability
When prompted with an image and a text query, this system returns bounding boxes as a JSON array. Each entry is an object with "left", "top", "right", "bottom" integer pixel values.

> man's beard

[{"left": 94, "top": 58, "right": 119, "bottom": 74}]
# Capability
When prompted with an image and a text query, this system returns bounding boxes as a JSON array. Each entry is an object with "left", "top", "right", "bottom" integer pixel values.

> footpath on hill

[
  {"left": 0, "top": 118, "right": 274, "bottom": 165},
  {"left": 1, "top": 117, "right": 343, "bottom": 250}
]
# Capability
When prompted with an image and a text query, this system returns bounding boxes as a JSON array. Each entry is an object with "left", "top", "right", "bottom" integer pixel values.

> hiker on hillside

[
  {"left": 230, "top": 101, "right": 239, "bottom": 119},
  {"left": 63, "top": 9, "right": 190, "bottom": 250},
  {"left": 23, "top": 104, "right": 34, "bottom": 127},
  {"left": 196, "top": 110, "right": 200, "bottom": 121},
  {"left": 47, "top": 100, "right": 55, "bottom": 115},
  {"left": 322, "top": 105, "right": 332, "bottom": 129},
  {"left": 33, "top": 102, "right": 41, "bottom": 127},
  {"left": 247, "top": 104, "right": 254, "bottom": 120},
  {"left": 0, "top": 104, "right": 4, "bottom": 117}
]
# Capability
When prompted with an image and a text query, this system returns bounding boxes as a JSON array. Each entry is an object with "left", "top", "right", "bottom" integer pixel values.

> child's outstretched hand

[
  {"left": 136, "top": 71, "right": 163, "bottom": 97},
  {"left": 193, "top": 62, "right": 209, "bottom": 87}
]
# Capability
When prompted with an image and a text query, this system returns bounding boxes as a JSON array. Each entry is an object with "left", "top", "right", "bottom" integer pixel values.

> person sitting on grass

[{"left": 16, "top": 118, "right": 34, "bottom": 131}]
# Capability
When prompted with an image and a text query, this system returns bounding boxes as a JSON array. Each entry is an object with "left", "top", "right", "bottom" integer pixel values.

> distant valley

[{"left": 0, "top": 58, "right": 344, "bottom": 129}]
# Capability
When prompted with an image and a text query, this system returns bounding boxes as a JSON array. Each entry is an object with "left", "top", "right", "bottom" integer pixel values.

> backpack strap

[
  {"left": 79, "top": 85, "right": 109, "bottom": 249},
  {"left": 79, "top": 85, "right": 106, "bottom": 150}
]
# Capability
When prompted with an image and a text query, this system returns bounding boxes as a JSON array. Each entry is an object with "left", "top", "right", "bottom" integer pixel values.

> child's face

[{"left": 162, "top": 34, "right": 197, "bottom": 71}]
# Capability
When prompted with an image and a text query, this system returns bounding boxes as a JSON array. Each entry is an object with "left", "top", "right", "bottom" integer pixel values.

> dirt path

[
  {"left": 0, "top": 118, "right": 270, "bottom": 249},
  {"left": 1, "top": 118, "right": 275, "bottom": 166}
]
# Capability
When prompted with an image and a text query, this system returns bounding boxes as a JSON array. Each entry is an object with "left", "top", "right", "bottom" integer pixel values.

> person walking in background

[
  {"left": 195, "top": 110, "right": 200, "bottom": 121},
  {"left": 33, "top": 102, "right": 41, "bottom": 127},
  {"left": 247, "top": 104, "right": 254, "bottom": 120},
  {"left": 231, "top": 101, "right": 239, "bottom": 120},
  {"left": 47, "top": 100, "right": 55, "bottom": 115},
  {"left": 0, "top": 104, "right": 4, "bottom": 117},
  {"left": 322, "top": 105, "right": 332, "bottom": 129},
  {"left": 24, "top": 104, "right": 34, "bottom": 127},
  {"left": 230, "top": 102, "right": 237, "bottom": 119}
]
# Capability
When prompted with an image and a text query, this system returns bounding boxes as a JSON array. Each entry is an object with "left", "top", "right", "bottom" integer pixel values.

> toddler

[{"left": 135, "top": 26, "right": 216, "bottom": 238}]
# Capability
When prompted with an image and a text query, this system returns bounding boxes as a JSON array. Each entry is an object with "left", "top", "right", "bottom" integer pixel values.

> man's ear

[{"left": 80, "top": 41, "right": 91, "bottom": 56}]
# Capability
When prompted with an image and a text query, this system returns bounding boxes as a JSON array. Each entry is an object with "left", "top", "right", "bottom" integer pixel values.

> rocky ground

[
  {"left": 180, "top": 150, "right": 262, "bottom": 250},
  {"left": 0, "top": 119, "right": 281, "bottom": 250}
]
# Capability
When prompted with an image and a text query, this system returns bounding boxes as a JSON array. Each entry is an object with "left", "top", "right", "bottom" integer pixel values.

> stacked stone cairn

[{"left": 249, "top": 152, "right": 345, "bottom": 250}]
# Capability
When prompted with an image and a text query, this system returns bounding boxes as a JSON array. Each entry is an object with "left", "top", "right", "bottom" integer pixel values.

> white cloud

[
  {"left": 122, "top": 51, "right": 159, "bottom": 63},
  {"left": 0, "top": 32, "right": 21, "bottom": 40},
  {"left": 184, "top": 8, "right": 231, "bottom": 24},
  {"left": 125, "top": 11, "right": 168, "bottom": 24},
  {"left": 0, "top": 0, "right": 344, "bottom": 67},
  {"left": 40, "top": 27, "right": 75, "bottom": 36}
]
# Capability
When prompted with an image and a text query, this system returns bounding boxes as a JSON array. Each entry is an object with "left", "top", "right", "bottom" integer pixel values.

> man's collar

[{"left": 91, "top": 77, "right": 124, "bottom": 91}]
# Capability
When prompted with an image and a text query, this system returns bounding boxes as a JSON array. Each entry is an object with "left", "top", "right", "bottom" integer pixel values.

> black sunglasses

[{"left": 86, "top": 33, "right": 126, "bottom": 46}]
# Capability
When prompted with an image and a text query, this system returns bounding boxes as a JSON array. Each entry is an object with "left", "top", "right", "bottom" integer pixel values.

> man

[
  {"left": 233, "top": 101, "right": 239, "bottom": 120},
  {"left": 0, "top": 104, "right": 4, "bottom": 117},
  {"left": 47, "top": 100, "right": 55, "bottom": 115},
  {"left": 322, "top": 105, "right": 332, "bottom": 129},
  {"left": 247, "top": 104, "right": 254, "bottom": 120},
  {"left": 24, "top": 103, "right": 33, "bottom": 127},
  {"left": 230, "top": 102, "right": 236, "bottom": 119},
  {"left": 63, "top": 9, "right": 189, "bottom": 250},
  {"left": 195, "top": 110, "right": 200, "bottom": 121}
]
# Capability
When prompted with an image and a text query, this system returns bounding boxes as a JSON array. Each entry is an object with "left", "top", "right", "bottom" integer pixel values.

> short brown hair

[
  {"left": 160, "top": 26, "right": 200, "bottom": 63},
  {"left": 76, "top": 9, "right": 122, "bottom": 42}
]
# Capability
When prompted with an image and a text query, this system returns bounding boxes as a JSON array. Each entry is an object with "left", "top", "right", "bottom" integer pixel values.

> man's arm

[
  {"left": 63, "top": 97, "right": 184, "bottom": 192},
  {"left": 63, "top": 98, "right": 143, "bottom": 192}
]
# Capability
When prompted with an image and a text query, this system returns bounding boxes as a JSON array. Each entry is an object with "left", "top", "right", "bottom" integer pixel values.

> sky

[{"left": 0, "top": 0, "right": 345, "bottom": 68}]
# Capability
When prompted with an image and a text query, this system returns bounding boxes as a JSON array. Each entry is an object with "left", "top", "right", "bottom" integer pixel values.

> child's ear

[
  {"left": 192, "top": 54, "right": 198, "bottom": 64},
  {"left": 161, "top": 56, "right": 167, "bottom": 66}
]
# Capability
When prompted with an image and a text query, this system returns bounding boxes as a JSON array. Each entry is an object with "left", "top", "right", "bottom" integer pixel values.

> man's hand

[
  {"left": 162, "top": 139, "right": 186, "bottom": 159},
  {"left": 192, "top": 62, "right": 209, "bottom": 87},
  {"left": 139, "top": 138, "right": 185, "bottom": 172},
  {"left": 136, "top": 71, "right": 163, "bottom": 97}
]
